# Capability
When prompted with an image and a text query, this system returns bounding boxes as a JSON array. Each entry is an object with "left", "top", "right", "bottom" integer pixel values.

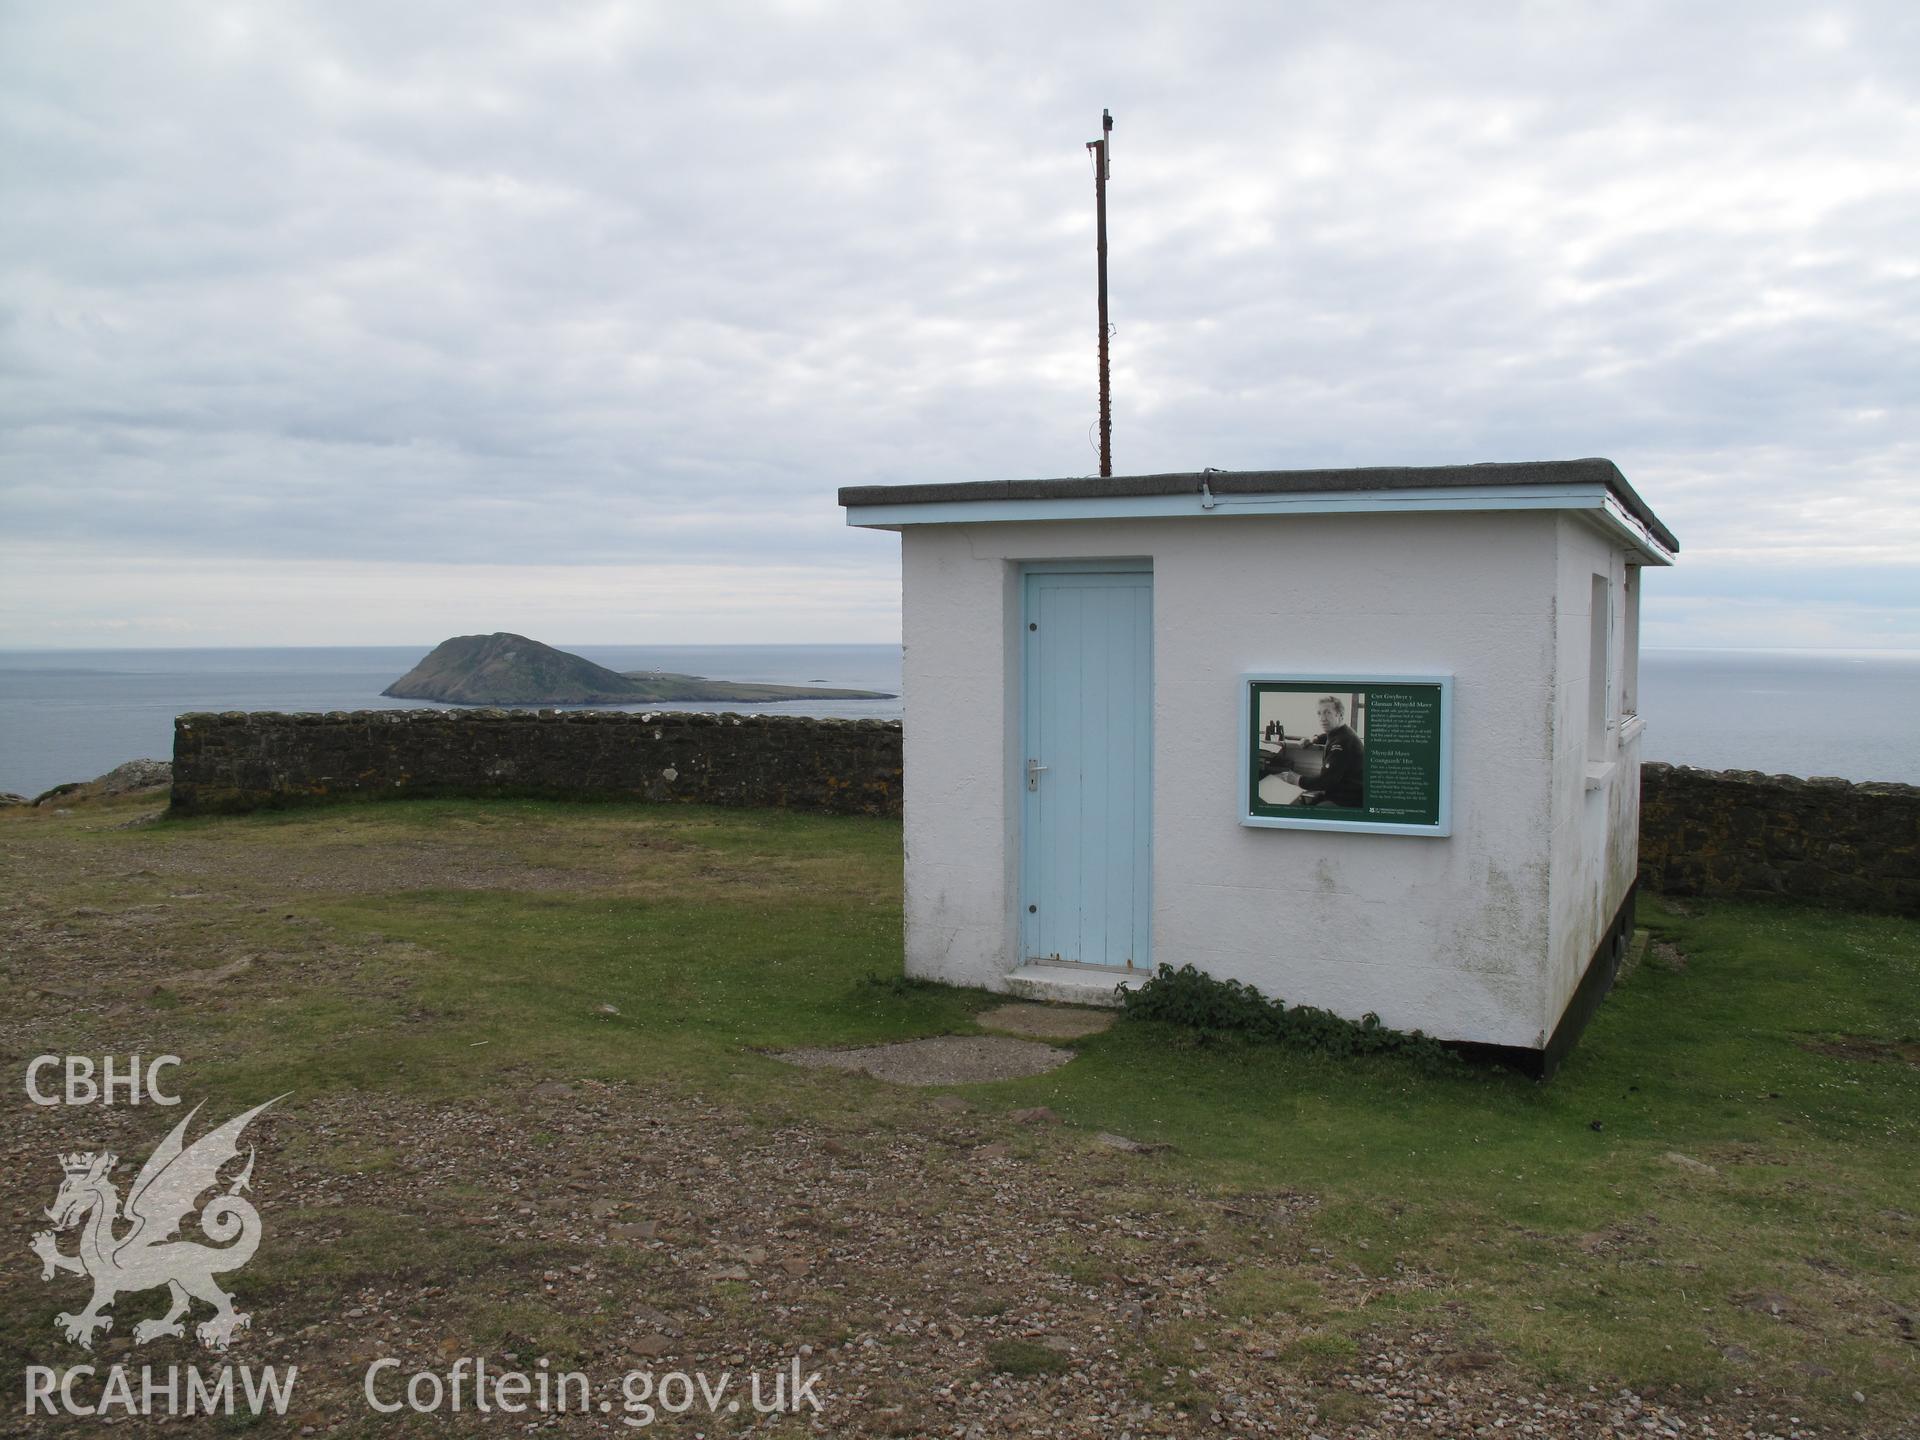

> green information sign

[{"left": 1241, "top": 674, "right": 1452, "bottom": 836}]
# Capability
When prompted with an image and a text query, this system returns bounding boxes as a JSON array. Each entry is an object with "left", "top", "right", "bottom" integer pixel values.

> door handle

[{"left": 1026, "top": 758, "right": 1048, "bottom": 792}]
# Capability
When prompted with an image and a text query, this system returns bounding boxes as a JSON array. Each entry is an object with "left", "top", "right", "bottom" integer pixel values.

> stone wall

[
  {"left": 170, "top": 716, "right": 1918, "bottom": 915},
  {"left": 1639, "top": 762, "right": 1919, "bottom": 916},
  {"left": 170, "top": 710, "right": 903, "bottom": 818}
]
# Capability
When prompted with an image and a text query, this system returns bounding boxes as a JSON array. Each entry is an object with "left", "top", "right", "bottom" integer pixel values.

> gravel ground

[
  {"left": 0, "top": 797, "right": 1893, "bottom": 1438},
  {"left": 977, "top": 1003, "right": 1116, "bottom": 1040},
  {"left": 7, "top": 1082, "right": 1850, "bottom": 1440},
  {"left": 4, "top": 1083, "right": 1858, "bottom": 1438},
  {"left": 778, "top": 1035, "right": 1075, "bottom": 1085}
]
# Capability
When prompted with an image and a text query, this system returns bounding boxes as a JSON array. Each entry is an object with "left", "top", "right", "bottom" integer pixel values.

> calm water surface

[
  {"left": 0, "top": 645, "right": 902, "bottom": 797},
  {"left": 0, "top": 645, "right": 1914, "bottom": 796},
  {"left": 1637, "top": 649, "right": 1918, "bottom": 785}
]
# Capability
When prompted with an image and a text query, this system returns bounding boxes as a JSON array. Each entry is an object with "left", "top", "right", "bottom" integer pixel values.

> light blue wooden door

[{"left": 1021, "top": 567, "right": 1153, "bottom": 969}]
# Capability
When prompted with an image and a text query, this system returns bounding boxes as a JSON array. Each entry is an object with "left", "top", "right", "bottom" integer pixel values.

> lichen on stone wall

[
  {"left": 170, "top": 709, "right": 904, "bottom": 820},
  {"left": 1638, "top": 762, "right": 1919, "bottom": 917}
]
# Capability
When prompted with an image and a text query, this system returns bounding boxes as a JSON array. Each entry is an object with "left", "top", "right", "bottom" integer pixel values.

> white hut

[{"left": 841, "top": 459, "right": 1677, "bottom": 1075}]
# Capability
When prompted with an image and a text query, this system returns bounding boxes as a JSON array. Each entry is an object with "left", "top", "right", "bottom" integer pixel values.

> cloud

[
  {"left": 1, "top": 1, "right": 1916, "bottom": 644},
  {"left": 0, "top": 541, "right": 898, "bottom": 647}
]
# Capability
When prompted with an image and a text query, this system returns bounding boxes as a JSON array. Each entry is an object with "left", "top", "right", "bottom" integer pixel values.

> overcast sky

[{"left": 2, "top": 1, "right": 1916, "bottom": 650}]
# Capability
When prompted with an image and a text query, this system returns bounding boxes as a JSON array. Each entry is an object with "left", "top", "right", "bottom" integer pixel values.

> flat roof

[{"left": 840, "top": 457, "right": 1678, "bottom": 554}]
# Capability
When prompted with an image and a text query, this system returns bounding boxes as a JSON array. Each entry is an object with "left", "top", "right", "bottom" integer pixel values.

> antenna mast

[{"left": 1087, "top": 108, "right": 1113, "bottom": 477}]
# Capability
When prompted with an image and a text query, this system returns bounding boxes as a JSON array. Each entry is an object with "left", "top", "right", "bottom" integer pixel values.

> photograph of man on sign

[{"left": 1257, "top": 692, "right": 1366, "bottom": 809}]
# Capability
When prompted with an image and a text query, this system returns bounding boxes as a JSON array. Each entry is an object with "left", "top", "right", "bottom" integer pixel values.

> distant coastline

[
  {"left": 382, "top": 633, "right": 895, "bottom": 706},
  {"left": 0, "top": 643, "right": 905, "bottom": 797},
  {"left": 2, "top": 645, "right": 1918, "bottom": 796}
]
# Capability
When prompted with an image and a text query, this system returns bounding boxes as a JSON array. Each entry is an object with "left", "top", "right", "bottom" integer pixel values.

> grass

[
  {"left": 2, "top": 793, "right": 1915, "bottom": 1431},
  {"left": 1044, "top": 899, "right": 1920, "bottom": 1398},
  {"left": 983, "top": 1338, "right": 1071, "bottom": 1377}
]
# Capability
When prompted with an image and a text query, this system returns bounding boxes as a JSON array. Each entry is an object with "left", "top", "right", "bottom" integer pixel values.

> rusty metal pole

[{"left": 1088, "top": 108, "right": 1113, "bottom": 477}]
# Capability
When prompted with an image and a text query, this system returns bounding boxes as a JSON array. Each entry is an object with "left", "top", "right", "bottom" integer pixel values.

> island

[{"left": 382, "top": 633, "right": 895, "bottom": 706}]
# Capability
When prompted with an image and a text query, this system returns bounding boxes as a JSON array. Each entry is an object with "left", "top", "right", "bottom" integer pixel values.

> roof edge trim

[{"left": 839, "top": 458, "right": 1677, "bottom": 553}]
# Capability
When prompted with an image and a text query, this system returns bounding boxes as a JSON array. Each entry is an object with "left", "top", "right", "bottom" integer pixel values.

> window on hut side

[
  {"left": 1621, "top": 566, "right": 1641, "bottom": 719},
  {"left": 1586, "top": 573, "right": 1612, "bottom": 762}
]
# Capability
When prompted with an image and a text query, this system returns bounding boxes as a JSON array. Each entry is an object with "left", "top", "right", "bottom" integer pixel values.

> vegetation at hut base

[
  {"left": 1, "top": 791, "right": 1915, "bottom": 1435},
  {"left": 1119, "top": 961, "right": 1459, "bottom": 1066}
]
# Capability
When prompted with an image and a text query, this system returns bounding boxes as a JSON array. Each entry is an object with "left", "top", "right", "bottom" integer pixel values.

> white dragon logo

[{"left": 29, "top": 1097, "right": 283, "bottom": 1352}]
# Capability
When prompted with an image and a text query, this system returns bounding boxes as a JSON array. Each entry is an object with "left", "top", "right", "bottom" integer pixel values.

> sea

[{"left": 0, "top": 645, "right": 1916, "bottom": 798}]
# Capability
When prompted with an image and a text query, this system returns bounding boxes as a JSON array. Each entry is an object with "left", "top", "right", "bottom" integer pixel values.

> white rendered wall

[
  {"left": 1543, "top": 518, "right": 1643, "bottom": 1033},
  {"left": 898, "top": 510, "right": 1586, "bottom": 1049},
  {"left": 898, "top": 536, "right": 1024, "bottom": 992}
]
